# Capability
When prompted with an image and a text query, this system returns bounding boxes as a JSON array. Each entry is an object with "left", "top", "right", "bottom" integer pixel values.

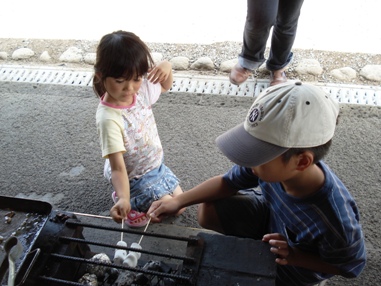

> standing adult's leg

[
  {"left": 230, "top": 0, "right": 279, "bottom": 85},
  {"left": 239, "top": 0, "right": 279, "bottom": 70},
  {"left": 266, "top": 0, "right": 305, "bottom": 71}
]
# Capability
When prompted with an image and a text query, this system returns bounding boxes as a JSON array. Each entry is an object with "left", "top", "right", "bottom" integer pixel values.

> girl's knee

[{"left": 172, "top": 185, "right": 183, "bottom": 197}]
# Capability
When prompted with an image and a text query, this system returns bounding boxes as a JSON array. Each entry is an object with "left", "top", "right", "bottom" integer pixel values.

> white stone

[
  {"left": 219, "top": 59, "right": 237, "bottom": 72},
  {"left": 295, "top": 59, "right": 323, "bottom": 75},
  {"left": 84, "top": 53, "right": 96, "bottom": 65},
  {"left": 330, "top": 67, "right": 357, "bottom": 81},
  {"left": 360, "top": 65, "right": 381, "bottom": 82},
  {"left": 151, "top": 52, "right": 163, "bottom": 64},
  {"left": 190, "top": 57, "right": 214, "bottom": 70},
  {"left": 39, "top": 51, "right": 51, "bottom": 62},
  {"left": 11, "top": 48, "right": 35, "bottom": 60},
  {"left": 170, "top": 56, "right": 189, "bottom": 70},
  {"left": 59, "top": 47, "right": 83, "bottom": 63},
  {"left": 0, "top": 52, "right": 8, "bottom": 60}
]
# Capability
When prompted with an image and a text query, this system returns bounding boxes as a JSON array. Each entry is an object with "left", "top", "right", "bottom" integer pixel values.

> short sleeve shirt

[
  {"left": 96, "top": 79, "right": 163, "bottom": 179},
  {"left": 222, "top": 162, "right": 366, "bottom": 284}
]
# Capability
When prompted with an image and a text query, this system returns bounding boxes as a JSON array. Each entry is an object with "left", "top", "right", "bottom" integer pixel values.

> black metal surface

[
  {"left": 0, "top": 203, "right": 276, "bottom": 286},
  {"left": 13, "top": 211, "right": 203, "bottom": 286},
  {"left": 196, "top": 232, "right": 276, "bottom": 286},
  {"left": 15, "top": 210, "right": 91, "bottom": 286},
  {"left": 0, "top": 196, "right": 52, "bottom": 285}
]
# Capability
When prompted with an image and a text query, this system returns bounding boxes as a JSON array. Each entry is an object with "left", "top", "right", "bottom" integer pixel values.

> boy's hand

[
  {"left": 147, "top": 61, "right": 172, "bottom": 84},
  {"left": 110, "top": 198, "right": 131, "bottom": 223},
  {"left": 263, "top": 233, "right": 295, "bottom": 265},
  {"left": 147, "top": 199, "right": 180, "bottom": 222}
]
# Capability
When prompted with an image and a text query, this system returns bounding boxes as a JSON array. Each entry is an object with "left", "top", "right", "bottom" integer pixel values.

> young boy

[{"left": 148, "top": 82, "right": 366, "bottom": 285}]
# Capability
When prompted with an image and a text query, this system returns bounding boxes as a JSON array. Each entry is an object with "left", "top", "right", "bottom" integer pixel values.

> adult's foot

[
  {"left": 269, "top": 70, "right": 288, "bottom": 86},
  {"left": 229, "top": 63, "right": 252, "bottom": 85}
]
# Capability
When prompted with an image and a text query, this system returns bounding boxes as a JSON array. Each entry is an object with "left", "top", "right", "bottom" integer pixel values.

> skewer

[
  {"left": 73, "top": 212, "right": 112, "bottom": 220},
  {"left": 138, "top": 217, "right": 151, "bottom": 245},
  {"left": 120, "top": 219, "right": 124, "bottom": 241},
  {"left": 122, "top": 216, "right": 150, "bottom": 267},
  {"left": 114, "top": 220, "right": 127, "bottom": 265}
]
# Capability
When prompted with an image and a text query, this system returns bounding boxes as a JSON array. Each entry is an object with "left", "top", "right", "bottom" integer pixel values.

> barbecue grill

[{"left": 0, "top": 195, "right": 276, "bottom": 286}]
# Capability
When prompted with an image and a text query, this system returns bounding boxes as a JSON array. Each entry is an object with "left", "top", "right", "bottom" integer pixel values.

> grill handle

[{"left": 17, "top": 248, "right": 41, "bottom": 285}]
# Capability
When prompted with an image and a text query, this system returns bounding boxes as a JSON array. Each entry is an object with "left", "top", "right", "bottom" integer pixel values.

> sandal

[
  {"left": 111, "top": 192, "right": 148, "bottom": 228},
  {"left": 126, "top": 210, "right": 149, "bottom": 228}
]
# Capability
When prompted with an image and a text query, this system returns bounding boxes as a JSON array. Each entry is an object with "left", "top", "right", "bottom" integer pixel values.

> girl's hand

[
  {"left": 147, "top": 61, "right": 173, "bottom": 89},
  {"left": 262, "top": 233, "right": 295, "bottom": 265},
  {"left": 110, "top": 198, "right": 131, "bottom": 223}
]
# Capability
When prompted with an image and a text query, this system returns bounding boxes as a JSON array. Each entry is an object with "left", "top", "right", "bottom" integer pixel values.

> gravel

[{"left": 1, "top": 38, "right": 381, "bottom": 86}]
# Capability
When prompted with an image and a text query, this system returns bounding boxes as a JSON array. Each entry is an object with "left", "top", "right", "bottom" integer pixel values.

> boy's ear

[{"left": 295, "top": 152, "right": 314, "bottom": 171}]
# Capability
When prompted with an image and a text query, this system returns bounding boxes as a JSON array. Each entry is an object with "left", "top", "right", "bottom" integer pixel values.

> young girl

[{"left": 93, "top": 30, "right": 185, "bottom": 227}]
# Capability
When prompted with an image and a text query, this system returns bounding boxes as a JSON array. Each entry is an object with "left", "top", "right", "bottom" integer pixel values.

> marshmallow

[
  {"left": 123, "top": 242, "right": 142, "bottom": 267},
  {"left": 113, "top": 241, "right": 127, "bottom": 265}
]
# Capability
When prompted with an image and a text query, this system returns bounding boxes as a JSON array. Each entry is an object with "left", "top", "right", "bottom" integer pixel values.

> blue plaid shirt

[{"left": 223, "top": 161, "right": 366, "bottom": 285}]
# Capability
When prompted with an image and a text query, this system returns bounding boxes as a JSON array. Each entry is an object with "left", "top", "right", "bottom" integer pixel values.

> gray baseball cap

[{"left": 216, "top": 82, "right": 339, "bottom": 167}]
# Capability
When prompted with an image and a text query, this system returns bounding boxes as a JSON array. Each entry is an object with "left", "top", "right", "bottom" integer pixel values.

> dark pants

[
  {"left": 239, "top": 0, "right": 305, "bottom": 71},
  {"left": 214, "top": 189, "right": 270, "bottom": 239}
]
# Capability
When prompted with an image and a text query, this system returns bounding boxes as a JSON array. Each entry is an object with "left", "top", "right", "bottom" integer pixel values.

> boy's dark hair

[
  {"left": 281, "top": 139, "right": 332, "bottom": 164},
  {"left": 281, "top": 115, "right": 339, "bottom": 164},
  {"left": 93, "top": 30, "right": 154, "bottom": 97}
]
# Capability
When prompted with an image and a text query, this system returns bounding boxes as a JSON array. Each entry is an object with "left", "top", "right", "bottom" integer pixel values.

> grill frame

[{"left": 5, "top": 209, "right": 276, "bottom": 286}]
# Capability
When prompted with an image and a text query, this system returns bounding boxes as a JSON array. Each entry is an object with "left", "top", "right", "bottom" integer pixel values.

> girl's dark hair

[
  {"left": 93, "top": 30, "right": 154, "bottom": 97},
  {"left": 281, "top": 139, "right": 332, "bottom": 164}
]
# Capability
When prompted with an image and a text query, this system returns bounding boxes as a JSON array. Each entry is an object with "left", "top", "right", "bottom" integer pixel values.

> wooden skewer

[
  {"left": 138, "top": 217, "right": 151, "bottom": 245},
  {"left": 73, "top": 211, "right": 150, "bottom": 245},
  {"left": 121, "top": 219, "right": 124, "bottom": 241},
  {"left": 73, "top": 212, "right": 112, "bottom": 220}
]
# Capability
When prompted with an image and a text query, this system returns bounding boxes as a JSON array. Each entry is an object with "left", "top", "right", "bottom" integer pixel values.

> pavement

[
  {"left": 0, "top": 1, "right": 380, "bottom": 284},
  {"left": 0, "top": 81, "right": 380, "bottom": 285}
]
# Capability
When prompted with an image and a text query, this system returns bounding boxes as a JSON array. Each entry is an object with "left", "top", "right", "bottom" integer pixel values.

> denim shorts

[
  {"left": 214, "top": 188, "right": 270, "bottom": 239},
  {"left": 123, "top": 163, "right": 180, "bottom": 213}
]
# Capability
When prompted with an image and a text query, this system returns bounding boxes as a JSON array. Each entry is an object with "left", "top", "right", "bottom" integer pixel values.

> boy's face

[{"left": 251, "top": 154, "right": 295, "bottom": 182}]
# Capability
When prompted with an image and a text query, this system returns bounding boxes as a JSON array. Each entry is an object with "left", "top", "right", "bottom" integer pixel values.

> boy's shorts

[
  {"left": 213, "top": 188, "right": 270, "bottom": 239},
  {"left": 127, "top": 163, "right": 180, "bottom": 212}
]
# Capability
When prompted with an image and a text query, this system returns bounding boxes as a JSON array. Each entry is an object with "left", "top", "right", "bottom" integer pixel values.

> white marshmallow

[
  {"left": 123, "top": 253, "right": 138, "bottom": 267},
  {"left": 130, "top": 242, "right": 142, "bottom": 259},
  {"left": 123, "top": 242, "right": 142, "bottom": 267},
  {"left": 113, "top": 241, "right": 127, "bottom": 265}
]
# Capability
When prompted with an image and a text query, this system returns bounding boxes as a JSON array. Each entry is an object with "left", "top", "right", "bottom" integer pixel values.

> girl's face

[{"left": 102, "top": 75, "right": 143, "bottom": 106}]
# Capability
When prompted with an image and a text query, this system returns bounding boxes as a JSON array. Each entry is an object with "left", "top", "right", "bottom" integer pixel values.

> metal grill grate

[{"left": 1, "top": 65, "right": 380, "bottom": 106}]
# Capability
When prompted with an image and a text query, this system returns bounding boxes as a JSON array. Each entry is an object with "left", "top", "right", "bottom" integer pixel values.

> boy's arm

[
  {"left": 147, "top": 60, "right": 173, "bottom": 92},
  {"left": 263, "top": 233, "right": 342, "bottom": 275},
  {"left": 148, "top": 175, "right": 237, "bottom": 220},
  {"left": 108, "top": 152, "right": 131, "bottom": 222}
]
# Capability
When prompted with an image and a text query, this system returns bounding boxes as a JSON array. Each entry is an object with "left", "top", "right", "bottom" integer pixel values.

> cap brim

[{"left": 216, "top": 123, "right": 289, "bottom": 167}]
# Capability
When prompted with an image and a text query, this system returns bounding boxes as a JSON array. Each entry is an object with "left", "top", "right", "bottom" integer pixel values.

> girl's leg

[{"left": 158, "top": 185, "right": 186, "bottom": 216}]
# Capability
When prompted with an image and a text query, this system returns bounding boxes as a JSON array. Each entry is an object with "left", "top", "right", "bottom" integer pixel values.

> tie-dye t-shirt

[{"left": 96, "top": 79, "right": 163, "bottom": 180}]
